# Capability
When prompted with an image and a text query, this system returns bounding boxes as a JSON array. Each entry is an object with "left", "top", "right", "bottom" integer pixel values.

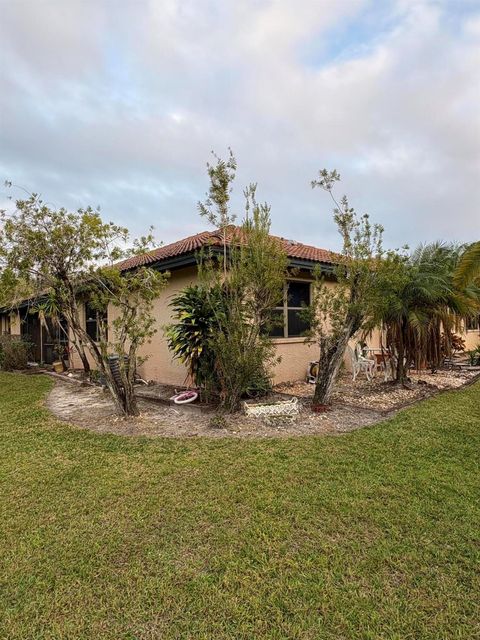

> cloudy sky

[{"left": 1, "top": 0, "right": 479, "bottom": 251}]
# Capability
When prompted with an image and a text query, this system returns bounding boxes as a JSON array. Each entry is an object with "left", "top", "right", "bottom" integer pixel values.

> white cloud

[{"left": 0, "top": 0, "right": 479, "bottom": 250}]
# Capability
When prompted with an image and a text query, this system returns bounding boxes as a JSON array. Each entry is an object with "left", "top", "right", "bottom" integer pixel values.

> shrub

[
  {"left": 165, "top": 284, "right": 226, "bottom": 396},
  {"left": 0, "top": 335, "right": 31, "bottom": 371},
  {"left": 167, "top": 150, "right": 288, "bottom": 412},
  {"left": 467, "top": 346, "right": 480, "bottom": 366}
]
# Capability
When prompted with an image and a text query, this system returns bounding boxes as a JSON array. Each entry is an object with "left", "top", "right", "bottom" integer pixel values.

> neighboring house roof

[{"left": 116, "top": 226, "right": 335, "bottom": 272}]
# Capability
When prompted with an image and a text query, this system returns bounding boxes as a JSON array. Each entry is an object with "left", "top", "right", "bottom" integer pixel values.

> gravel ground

[
  {"left": 46, "top": 369, "right": 478, "bottom": 439},
  {"left": 276, "top": 369, "right": 478, "bottom": 411},
  {"left": 46, "top": 381, "right": 385, "bottom": 438}
]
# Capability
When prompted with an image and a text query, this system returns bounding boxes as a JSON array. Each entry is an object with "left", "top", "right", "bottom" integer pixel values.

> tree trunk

[
  {"left": 313, "top": 320, "right": 355, "bottom": 406},
  {"left": 63, "top": 302, "right": 91, "bottom": 374},
  {"left": 75, "top": 340, "right": 91, "bottom": 374},
  {"left": 122, "top": 383, "right": 139, "bottom": 416},
  {"left": 395, "top": 319, "right": 408, "bottom": 385},
  {"left": 119, "top": 351, "right": 140, "bottom": 417},
  {"left": 58, "top": 287, "right": 141, "bottom": 417}
]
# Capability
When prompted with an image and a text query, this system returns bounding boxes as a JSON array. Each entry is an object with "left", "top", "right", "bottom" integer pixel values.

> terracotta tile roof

[{"left": 116, "top": 226, "right": 335, "bottom": 271}]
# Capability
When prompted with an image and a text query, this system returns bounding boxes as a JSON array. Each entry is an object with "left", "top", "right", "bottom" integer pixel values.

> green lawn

[{"left": 0, "top": 373, "right": 479, "bottom": 639}]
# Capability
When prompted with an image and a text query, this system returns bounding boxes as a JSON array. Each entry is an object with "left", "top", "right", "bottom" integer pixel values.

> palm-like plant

[
  {"left": 165, "top": 284, "right": 225, "bottom": 390},
  {"left": 369, "top": 243, "right": 479, "bottom": 384},
  {"left": 454, "top": 241, "right": 480, "bottom": 288}
]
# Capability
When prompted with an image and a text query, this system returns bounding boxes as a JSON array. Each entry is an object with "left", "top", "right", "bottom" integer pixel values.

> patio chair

[
  {"left": 347, "top": 344, "right": 375, "bottom": 382},
  {"left": 376, "top": 348, "right": 395, "bottom": 382}
]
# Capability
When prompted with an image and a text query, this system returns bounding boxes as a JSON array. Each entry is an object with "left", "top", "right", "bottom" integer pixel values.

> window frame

[
  {"left": 0, "top": 314, "right": 11, "bottom": 335},
  {"left": 85, "top": 302, "right": 108, "bottom": 343},
  {"left": 466, "top": 315, "right": 480, "bottom": 332},
  {"left": 270, "top": 279, "right": 312, "bottom": 339}
]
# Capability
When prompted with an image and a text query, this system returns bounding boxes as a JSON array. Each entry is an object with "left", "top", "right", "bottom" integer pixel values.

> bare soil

[
  {"left": 45, "top": 368, "right": 478, "bottom": 439},
  {"left": 45, "top": 380, "right": 383, "bottom": 438},
  {"left": 277, "top": 369, "right": 479, "bottom": 411}
]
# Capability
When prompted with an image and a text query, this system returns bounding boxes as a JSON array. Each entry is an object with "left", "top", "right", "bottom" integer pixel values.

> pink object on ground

[{"left": 172, "top": 390, "right": 198, "bottom": 405}]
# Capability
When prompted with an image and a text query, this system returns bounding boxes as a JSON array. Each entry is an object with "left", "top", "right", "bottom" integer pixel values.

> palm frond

[{"left": 454, "top": 241, "right": 480, "bottom": 288}]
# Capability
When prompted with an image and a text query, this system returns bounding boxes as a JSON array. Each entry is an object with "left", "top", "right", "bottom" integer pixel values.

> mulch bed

[
  {"left": 44, "top": 367, "right": 479, "bottom": 439},
  {"left": 275, "top": 369, "right": 479, "bottom": 412}
]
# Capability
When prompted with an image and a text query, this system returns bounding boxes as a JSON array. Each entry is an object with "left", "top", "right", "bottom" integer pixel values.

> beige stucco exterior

[
  {"left": 463, "top": 327, "right": 480, "bottom": 351},
  {"left": 66, "top": 266, "right": 404, "bottom": 384},
  {"left": 4, "top": 265, "right": 480, "bottom": 383}
]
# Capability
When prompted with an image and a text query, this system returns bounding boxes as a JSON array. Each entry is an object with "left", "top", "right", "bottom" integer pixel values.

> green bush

[
  {"left": 467, "top": 346, "right": 480, "bottom": 366},
  {"left": 165, "top": 284, "right": 226, "bottom": 397},
  {"left": 0, "top": 335, "right": 31, "bottom": 371},
  {"left": 167, "top": 150, "right": 288, "bottom": 412}
]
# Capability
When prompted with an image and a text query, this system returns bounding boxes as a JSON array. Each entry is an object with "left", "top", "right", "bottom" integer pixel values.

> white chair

[{"left": 347, "top": 344, "right": 375, "bottom": 382}]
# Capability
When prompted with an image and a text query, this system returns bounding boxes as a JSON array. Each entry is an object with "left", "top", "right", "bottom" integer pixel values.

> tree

[
  {"left": 167, "top": 151, "right": 289, "bottom": 411},
  {"left": 454, "top": 241, "right": 480, "bottom": 288},
  {"left": 307, "top": 170, "right": 386, "bottom": 406},
  {"left": 0, "top": 193, "right": 167, "bottom": 416},
  {"left": 198, "top": 148, "right": 237, "bottom": 278},
  {"left": 367, "top": 243, "right": 479, "bottom": 384}
]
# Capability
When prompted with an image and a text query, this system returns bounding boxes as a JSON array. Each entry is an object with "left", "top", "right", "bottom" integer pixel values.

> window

[
  {"left": 85, "top": 303, "right": 108, "bottom": 342},
  {"left": 0, "top": 314, "right": 11, "bottom": 335},
  {"left": 269, "top": 280, "right": 311, "bottom": 338},
  {"left": 466, "top": 315, "right": 480, "bottom": 331}
]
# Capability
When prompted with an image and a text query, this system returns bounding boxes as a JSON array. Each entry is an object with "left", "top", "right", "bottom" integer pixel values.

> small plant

[
  {"left": 165, "top": 284, "right": 225, "bottom": 395},
  {"left": 0, "top": 335, "right": 31, "bottom": 371},
  {"left": 208, "top": 413, "right": 228, "bottom": 430},
  {"left": 467, "top": 346, "right": 480, "bottom": 366},
  {"left": 244, "top": 370, "right": 272, "bottom": 398}
]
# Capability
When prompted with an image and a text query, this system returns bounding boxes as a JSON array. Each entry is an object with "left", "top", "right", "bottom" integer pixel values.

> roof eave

[{"left": 145, "top": 251, "right": 335, "bottom": 274}]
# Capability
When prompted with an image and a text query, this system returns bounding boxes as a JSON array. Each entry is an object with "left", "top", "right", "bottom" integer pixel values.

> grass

[{"left": 0, "top": 373, "right": 479, "bottom": 639}]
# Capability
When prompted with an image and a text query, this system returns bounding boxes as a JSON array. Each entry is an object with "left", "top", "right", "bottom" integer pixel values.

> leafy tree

[
  {"left": 0, "top": 193, "right": 167, "bottom": 416},
  {"left": 454, "top": 241, "right": 480, "bottom": 287},
  {"left": 198, "top": 149, "right": 237, "bottom": 277},
  {"left": 307, "top": 170, "right": 386, "bottom": 406},
  {"left": 367, "top": 243, "right": 479, "bottom": 383},
  {"left": 168, "top": 151, "right": 288, "bottom": 411}
]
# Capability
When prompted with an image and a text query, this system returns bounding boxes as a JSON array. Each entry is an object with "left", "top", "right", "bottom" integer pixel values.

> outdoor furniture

[
  {"left": 364, "top": 348, "right": 396, "bottom": 382},
  {"left": 306, "top": 360, "right": 319, "bottom": 384},
  {"left": 347, "top": 344, "right": 375, "bottom": 381}
]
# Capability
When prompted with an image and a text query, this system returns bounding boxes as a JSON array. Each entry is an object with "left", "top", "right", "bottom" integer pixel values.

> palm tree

[
  {"left": 369, "top": 243, "right": 479, "bottom": 385},
  {"left": 454, "top": 241, "right": 480, "bottom": 287}
]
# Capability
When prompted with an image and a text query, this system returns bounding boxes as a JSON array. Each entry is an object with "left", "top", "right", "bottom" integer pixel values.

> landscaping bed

[
  {"left": 46, "top": 380, "right": 381, "bottom": 437},
  {"left": 276, "top": 368, "right": 479, "bottom": 411},
  {"left": 46, "top": 367, "right": 479, "bottom": 438}
]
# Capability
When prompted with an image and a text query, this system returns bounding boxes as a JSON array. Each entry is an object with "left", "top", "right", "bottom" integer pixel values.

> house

[
  {"left": 1, "top": 228, "right": 479, "bottom": 383},
  {"left": 108, "top": 227, "right": 338, "bottom": 385}
]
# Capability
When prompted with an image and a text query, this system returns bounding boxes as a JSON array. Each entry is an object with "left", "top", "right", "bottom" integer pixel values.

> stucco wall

[
  {"left": 464, "top": 328, "right": 480, "bottom": 351},
  {"left": 271, "top": 338, "right": 318, "bottom": 382},
  {"left": 10, "top": 311, "right": 21, "bottom": 336},
  {"left": 68, "top": 267, "right": 478, "bottom": 385},
  {"left": 135, "top": 269, "right": 384, "bottom": 385},
  {"left": 135, "top": 267, "right": 198, "bottom": 384}
]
